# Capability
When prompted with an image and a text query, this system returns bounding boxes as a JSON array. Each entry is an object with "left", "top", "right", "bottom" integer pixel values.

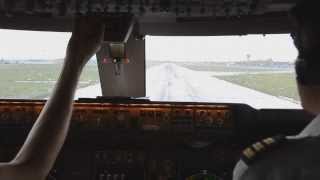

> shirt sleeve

[{"left": 233, "top": 160, "right": 249, "bottom": 180}]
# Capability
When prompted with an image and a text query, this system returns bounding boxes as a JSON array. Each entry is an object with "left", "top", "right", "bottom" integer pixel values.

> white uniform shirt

[{"left": 233, "top": 114, "right": 320, "bottom": 180}]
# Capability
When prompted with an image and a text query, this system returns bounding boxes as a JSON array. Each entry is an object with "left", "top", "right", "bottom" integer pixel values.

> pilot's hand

[{"left": 66, "top": 16, "right": 105, "bottom": 68}]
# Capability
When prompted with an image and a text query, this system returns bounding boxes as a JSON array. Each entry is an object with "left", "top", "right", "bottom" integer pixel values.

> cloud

[
  {"left": 146, "top": 34, "right": 298, "bottom": 62},
  {"left": 0, "top": 29, "right": 71, "bottom": 60},
  {"left": 0, "top": 29, "right": 298, "bottom": 62}
]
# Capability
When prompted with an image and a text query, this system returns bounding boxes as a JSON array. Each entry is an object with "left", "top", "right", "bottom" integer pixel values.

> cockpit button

[
  {"left": 99, "top": 173, "right": 105, "bottom": 180},
  {"left": 106, "top": 174, "right": 112, "bottom": 180},
  {"left": 113, "top": 174, "right": 119, "bottom": 180},
  {"left": 120, "top": 174, "right": 126, "bottom": 180}
]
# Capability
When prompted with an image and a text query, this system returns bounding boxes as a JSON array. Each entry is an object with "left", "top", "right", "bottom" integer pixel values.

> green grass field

[
  {"left": 216, "top": 73, "right": 300, "bottom": 101},
  {"left": 147, "top": 61, "right": 289, "bottom": 72},
  {"left": 0, "top": 63, "right": 300, "bottom": 102},
  {"left": 0, "top": 64, "right": 99, "bottom": 99}
]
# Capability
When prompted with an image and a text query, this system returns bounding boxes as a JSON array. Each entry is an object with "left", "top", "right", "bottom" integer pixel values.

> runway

[{"left": 75, "top": 63, "right": 301, "bottom": 109}]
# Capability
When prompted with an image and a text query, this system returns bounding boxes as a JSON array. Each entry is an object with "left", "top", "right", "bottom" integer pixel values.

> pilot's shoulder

[
  {"left": 234, "top": 136, "right": 320, "bottom": 180},
  {"left": 233, "top": 135, "right": 297, "bottom": 180},
  {"left": 241, "top": 135, "right": 288, "bottom": 166}
]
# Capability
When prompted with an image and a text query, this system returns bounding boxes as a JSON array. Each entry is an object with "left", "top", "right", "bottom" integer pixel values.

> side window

[{"left": 0, "top": 29, "right": 101, "bottom": 99}]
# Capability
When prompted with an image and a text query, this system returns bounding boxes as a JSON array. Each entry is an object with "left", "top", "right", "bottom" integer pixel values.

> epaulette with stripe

[{"left": 241, "top": 135, "right": 287, "bottom": 165}]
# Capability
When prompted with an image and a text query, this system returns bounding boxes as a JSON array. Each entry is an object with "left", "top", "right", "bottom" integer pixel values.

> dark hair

[
  {"left": 290, "top": 0, "right": 318, "bottom": 26},
  {"left": 291, "top": 1, "right": 320, "bottom": 85}
]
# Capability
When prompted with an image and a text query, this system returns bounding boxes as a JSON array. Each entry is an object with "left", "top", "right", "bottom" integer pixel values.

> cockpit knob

[
  {"left": 120, "top": 174, "right": 126, "bottom": 180},
  {"left": 113, "top": 174, "right": 119, "bottom": 180},
  {"left": 99, "top": 173, "right": 105, "bottom": 180},
  {"left": 201, "top": 170, "right": 208, "bottom": 174},
  {"left": 107, "top": 174, "right": 112, "bottom": 180}
]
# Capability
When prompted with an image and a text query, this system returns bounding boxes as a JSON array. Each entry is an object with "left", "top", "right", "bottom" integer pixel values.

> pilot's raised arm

[
  {"left": 233, "top": 1, "right": 320, "bottom": 180},
  {"left": 0, "top": 17, "right": 104, "bottom": 180}
]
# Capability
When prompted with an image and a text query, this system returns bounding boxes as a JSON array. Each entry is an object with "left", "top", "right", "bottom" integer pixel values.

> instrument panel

[
  {"left": 0, "top": 100, "right": 237, "bottom": 180},
  {"left": 0, "top": 100, "right": 311, "bottom": 180},
  {"left": 0, "top": 101, "right": 233, "bottom": 132}
]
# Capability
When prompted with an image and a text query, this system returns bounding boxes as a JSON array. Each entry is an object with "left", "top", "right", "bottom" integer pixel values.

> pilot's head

[{"left": 290, "top": 0, "right": 320, "bottom": 114}]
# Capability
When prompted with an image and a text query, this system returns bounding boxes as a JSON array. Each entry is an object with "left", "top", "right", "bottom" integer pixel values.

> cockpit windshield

[
  {"left": 0, "top": 29, "right": 301, "bottom": 109},
  {"left": 146, "top": 35, "right": 301, "bottom": 109}
]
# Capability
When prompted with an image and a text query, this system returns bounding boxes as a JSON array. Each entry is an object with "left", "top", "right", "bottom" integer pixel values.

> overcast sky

[
  {"left": 0, "top": 29, "right": 298, "bottom": 62},
  {"left": 0, "top": 29, "right": 71, "bottom": 60}
]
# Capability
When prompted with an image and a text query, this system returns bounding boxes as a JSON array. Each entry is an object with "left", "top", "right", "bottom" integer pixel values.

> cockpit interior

[{"left": 0, "top": 0, "right": 312, "bottom": 180}]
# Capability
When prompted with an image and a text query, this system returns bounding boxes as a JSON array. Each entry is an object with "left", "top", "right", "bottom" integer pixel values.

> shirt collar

[{"left": 296, "top": 114, "right": 320, "bottom": 138}]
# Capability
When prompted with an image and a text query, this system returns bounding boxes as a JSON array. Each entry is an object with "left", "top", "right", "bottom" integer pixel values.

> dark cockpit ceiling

[{"left": 0, "top": 0, "right": 298, "bottom": 35}]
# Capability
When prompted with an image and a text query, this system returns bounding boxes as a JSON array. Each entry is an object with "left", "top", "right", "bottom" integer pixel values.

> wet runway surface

[{"left": 76, "top": 63, "right": 301, "bottom": 109}]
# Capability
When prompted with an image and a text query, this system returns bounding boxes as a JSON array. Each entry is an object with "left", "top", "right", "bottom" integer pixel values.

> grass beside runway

[
  {"left": 215, "top": 73, "right": 300, "bottom": 102},
  {"left": 147, "top": 61, "right": 290, "bottom": 72},
  {"left": 0, "top": 63, "right": 300, "bottom": 103},
  {"left": 0, "top": 64, "right": 99, "bottom": 99}
]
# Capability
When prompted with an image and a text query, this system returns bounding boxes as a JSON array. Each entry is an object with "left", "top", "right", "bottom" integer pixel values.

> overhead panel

[{"left": 0, "top": 0, "right": 298, "bottom": 34}]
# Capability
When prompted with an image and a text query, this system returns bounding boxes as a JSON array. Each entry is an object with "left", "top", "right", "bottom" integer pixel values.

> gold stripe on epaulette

[
  {"left": 243, "top": 147, "right": 256, "bottom": 159},
  {"left": 263, "top": 137, "right": 275, "bottom": 145},
  {"left": 252, "top": 142, "right": 265, "bottom": 152}
]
